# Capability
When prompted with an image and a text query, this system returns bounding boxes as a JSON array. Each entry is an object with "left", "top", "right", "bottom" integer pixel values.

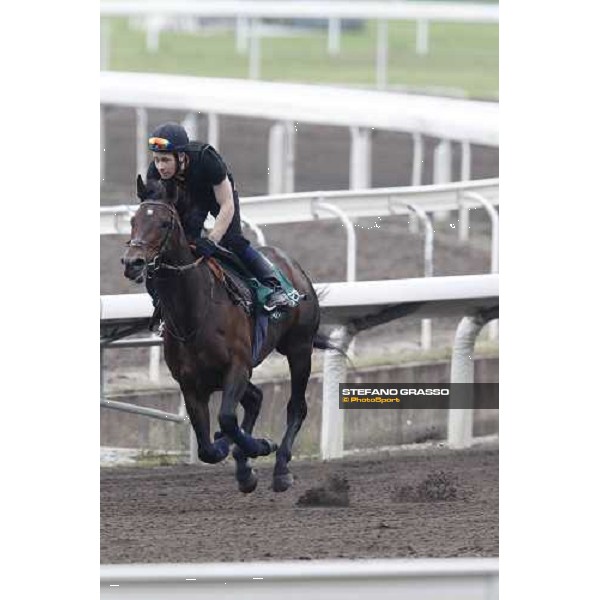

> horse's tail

[
  {"left": 313, "top": 331, "right": 357, "bottom": 373},
  {"left": 312, "top": 331, "right": 351, "bottom": 358},
  {"left": 313, "top": 331, "right": 338, "bottom": 352}
]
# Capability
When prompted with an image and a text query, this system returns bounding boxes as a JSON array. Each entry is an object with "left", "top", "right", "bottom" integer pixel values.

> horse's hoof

[
  {"left": 272, "top": 472, "right": 294, "bottom": 493},
  {"left": 238, "top": 470, "right": 258, "bottom": 494}
]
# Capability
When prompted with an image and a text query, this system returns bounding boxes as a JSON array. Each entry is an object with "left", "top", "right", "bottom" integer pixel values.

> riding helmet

[{"left": 148, "top": 122, "right": 190, "bottom": 152}]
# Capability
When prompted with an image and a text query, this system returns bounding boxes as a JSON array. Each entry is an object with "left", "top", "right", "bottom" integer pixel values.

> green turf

[{"left": 105, "top": 16, "right": 498, "bottom": 99}]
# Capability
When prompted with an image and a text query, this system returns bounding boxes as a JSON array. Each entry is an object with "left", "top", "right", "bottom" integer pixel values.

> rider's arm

[{"left": 209, "top": 177, "right": 235, "bottom": 244}]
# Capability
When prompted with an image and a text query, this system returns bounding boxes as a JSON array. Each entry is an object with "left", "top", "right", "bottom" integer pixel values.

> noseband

[
  {"left": 127, "top": 201, "right": 177, "bottom": 268},
  {"left": 127, "top": 200, "right": 205, "bottom": 276}
]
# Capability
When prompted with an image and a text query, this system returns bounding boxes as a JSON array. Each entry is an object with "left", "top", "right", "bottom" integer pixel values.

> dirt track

[{"left": 101, "top": 443, "right": 498, "bottom": 563}]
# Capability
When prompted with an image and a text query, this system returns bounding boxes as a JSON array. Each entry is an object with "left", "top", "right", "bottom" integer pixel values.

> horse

[{"left": 121, "top": 176, "right": 336, "bottom": 493}]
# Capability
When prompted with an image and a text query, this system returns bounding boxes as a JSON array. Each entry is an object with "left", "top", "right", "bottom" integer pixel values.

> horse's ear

[{"left": 136, "top": 174, "right": 147, "bottom": 201}]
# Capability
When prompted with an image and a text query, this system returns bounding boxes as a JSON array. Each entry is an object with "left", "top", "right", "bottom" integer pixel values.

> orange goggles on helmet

[{"left": 148, "top": 137, "right": 174, "bottom": 151}]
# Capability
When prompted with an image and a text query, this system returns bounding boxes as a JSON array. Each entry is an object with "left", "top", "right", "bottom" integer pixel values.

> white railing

[
  {"left": 102, "top": 178, "right": 499, "bottom": 357},
  {"left": 101, "top": 178, "right": 498, "bottom": 233},
  {"left": 101, "top": 274, "right": 499, "bottom": 458},
  {"left": 101, "top": 178, "right": 499, "bottom": 284},
  {"left": 100, "top": 72, "right": 498, "bottom": 192},
  {"left": 100, "top": 2, "right": 498, "bottom": 86},
  {"left": 100, "top": 557, "right": 499, "bottom": 599},
  {"left": 100, "top": 1, "right": 499, "bottom": 21},
  {"left": 99, "top": 73, "right": 499, "bottom": 146}
]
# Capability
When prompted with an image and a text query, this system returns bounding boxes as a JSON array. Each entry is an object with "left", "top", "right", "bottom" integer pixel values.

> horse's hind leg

[
  {"left": 273, "top": 344, "right": 312, "bottom": 492},
  {"left": 232, "top": 382, "right": 263, "bottom": 493}
]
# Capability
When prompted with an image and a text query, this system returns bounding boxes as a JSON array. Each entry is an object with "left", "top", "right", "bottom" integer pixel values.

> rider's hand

[{"left": 192, "top": 238, "right": 217, "bottom": 258}]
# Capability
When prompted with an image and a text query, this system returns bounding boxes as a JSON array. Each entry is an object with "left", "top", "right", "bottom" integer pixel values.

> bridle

[
  {"left": 127, "top": 200, "right": 204, "bottom": 275},
  {"left": 127, "top": 200, "right": 211, "bottom": 343}
]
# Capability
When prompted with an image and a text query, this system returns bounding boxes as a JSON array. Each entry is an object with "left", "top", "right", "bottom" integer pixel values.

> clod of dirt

[
  {"left": 392, "top": 471, "right": 458, "bottom": 503},
  {"left": 296, "top": 474, "right": 350, "bottom": 507},
  {"left": 417, "top": 471, "right": 457, "bottom": 501}
]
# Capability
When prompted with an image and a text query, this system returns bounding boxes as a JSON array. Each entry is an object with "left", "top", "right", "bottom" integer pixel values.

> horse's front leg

[
  {"left": 181, "top": 382, "right": 230, "bottom": 464},
  {"left": 232, "top": 382, "right": 263, "bottom": 493},
  {"left": 219, "top": 364, "right": 277, "bottom": 460}
]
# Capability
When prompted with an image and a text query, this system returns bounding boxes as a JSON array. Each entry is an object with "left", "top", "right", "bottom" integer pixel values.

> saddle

[{"left": 206, "top": 246, "right": 300, "bottom": 318}]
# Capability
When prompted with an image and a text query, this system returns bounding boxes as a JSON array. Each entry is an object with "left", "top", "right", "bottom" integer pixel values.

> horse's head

[{"left": 121, "top": 175, "right": 183, "bottom": 283}]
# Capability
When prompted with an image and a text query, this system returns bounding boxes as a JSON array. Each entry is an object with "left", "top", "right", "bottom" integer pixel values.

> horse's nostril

[{"left": 122, "top": 257, "right": 145, "bottom": 270}]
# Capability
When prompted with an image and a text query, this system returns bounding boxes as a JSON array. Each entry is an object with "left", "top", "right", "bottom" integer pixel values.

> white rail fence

[
  {"left": 100, "top": 1, "right": 498, "bottom": 89},
  {"left": 101, "top": 273, "right": 499, "bottom": 459},
  {"left": 102, "top": 178, "right": 499, "bottom": 349},
  {"left": 100, "top": 72, "right": 498, "bottom": 193},
  {"left": 100, "top": 557, "right": 499, "bottom": 599},
  {"left": 102, "top": 178, "right": 499, "bottom": 414},
  {"left": 102, "top": 178, "right": 499, "bottom": 269}
]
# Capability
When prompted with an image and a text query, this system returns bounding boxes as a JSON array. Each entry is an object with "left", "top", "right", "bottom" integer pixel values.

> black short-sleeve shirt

[
  {"left": 146, "top": 142, "right": 236, "bottom": 239},
  {"left": 200, "top": 144, "right": 228, "bottom": 186}
]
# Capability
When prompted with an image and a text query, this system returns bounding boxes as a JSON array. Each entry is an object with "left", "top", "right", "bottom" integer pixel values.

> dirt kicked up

[{"left": 101, "top": 442, "right": 498, "bottom": 564}]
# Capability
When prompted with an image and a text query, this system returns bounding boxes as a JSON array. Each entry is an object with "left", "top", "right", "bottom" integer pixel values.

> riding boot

[{"left": 240, "top": 246, "right": 292, "bottom": 312}]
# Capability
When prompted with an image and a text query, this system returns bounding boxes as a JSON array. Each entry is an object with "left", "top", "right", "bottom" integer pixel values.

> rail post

[
  {"left": 392, "top": 202, "right": 434, "bottom": 350},
  {"left": 349, "top": 127, "right": 372, "bottom": 190},
  {"left": 458, "top": 141, "right": 472, "bottom": 241},
  {"left": 416, "top": 19, "right": 429, "bottom": 55},
  {"left": 409, "top": 133, "right": 424, "bottom": 233},
  {"left": 448, "top": 308, "right": 498, "bottom": 448},
  {"left": 182, "top": 112, "right": 199, "bottom": 141},
  {"left": 135, "top": 107, "right": 148, "bottom": 179},
  {"left": 312, "top": 200, "right": 356, "bottom": 283},
  {"left": 312, "top": 200, "right": 357, "bottom": 460},
  {"left": 328, "top": 18, "right": 341, "bottom": 55},
  {"left": 207, "top": 113, "right": 219, "bottom": 149},
  {"left": 376, "top": 20, "right": 388, "bottom": 90},
  {"left": 321, "top": 325, "right": 353, "bottom": 460},
  {"left": 249, "top": 18, "right": 261, "bottom": 79},
  {"left": 433, "top": 139, "right": 452, "bottom": 222},
  {"left": 236, "top": 16, "right": 250, "bottom": 54},
  {"left": 146, "top": 15, "right": 162, "bottom": 53},
  {"left": 463, "top": 192, "right": 499, "bottom": 341}
]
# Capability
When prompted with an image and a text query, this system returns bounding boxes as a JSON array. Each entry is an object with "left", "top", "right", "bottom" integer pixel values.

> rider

[{"left": 145, "top": 121, "right": 293, "bottom": 313}]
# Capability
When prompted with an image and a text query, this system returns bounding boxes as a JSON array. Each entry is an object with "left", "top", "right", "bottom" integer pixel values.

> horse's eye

[{"left": 160, "top": 221, "right": 170, "bottom": 229}]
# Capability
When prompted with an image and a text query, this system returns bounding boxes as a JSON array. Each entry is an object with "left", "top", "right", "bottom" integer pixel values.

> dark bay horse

[{"left": 122, "top": 177, "right": 334, "bottom": 493}]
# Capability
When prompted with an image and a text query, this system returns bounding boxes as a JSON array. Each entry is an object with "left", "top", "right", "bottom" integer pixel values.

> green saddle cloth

[{"left": 212, "top": 250, "right": 300, "bottom": 313}]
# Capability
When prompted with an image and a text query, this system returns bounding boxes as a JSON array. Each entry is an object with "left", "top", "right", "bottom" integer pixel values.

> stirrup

[{"left": 264, "top": 289, "right": 292, "bottom": 312}]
